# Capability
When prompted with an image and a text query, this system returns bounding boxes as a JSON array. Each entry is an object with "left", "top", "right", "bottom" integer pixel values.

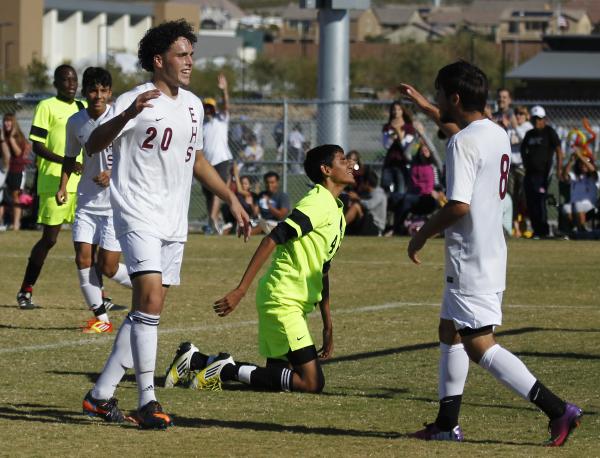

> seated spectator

[
  {"left": 253, "top": 171, "right": 290, "bottom": 235},
  {"left": 345, "top": 149, "right": 366, "bottom": 191},
  {"left": 345, "top": 169, "right": 387, "bottom": 236},
  {"left": 222, "top": 163, "right": 259, "bottom": 234},
  {"left": 239, "top": 134, "right": 264, "bottom": 174},
  {"left": 392, "top": 143, "right": 441, "bottom": 234},
  {"left": 562, "top": 149, "right": 599, "bottom": 232}
]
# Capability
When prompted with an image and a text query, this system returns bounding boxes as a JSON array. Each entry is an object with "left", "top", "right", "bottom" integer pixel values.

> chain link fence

[{"left": 2, "top": 96, "right": 599, "bottom": 228}]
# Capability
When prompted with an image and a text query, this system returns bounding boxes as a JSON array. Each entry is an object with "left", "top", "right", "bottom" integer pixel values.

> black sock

[
  {"left": 190, "top": 352, "right": 209, "bottom": 371},
  {"left": 249, "top": 366, "right": 294, "bottom": 391},
  {"left": 220, "top": 363, "right": 238, "bottom": 382},
  {"left": 528, "top": 380, "right": 566, "bottom": 420},
  {"left": 435, "top": 395, "right": 462, "bottom": 431},
  {"left": 23, "top": 258, "right": 43, "bottom": 288},
  {"left": 93, "top": 304, "right": 107, "bottom": 317}
]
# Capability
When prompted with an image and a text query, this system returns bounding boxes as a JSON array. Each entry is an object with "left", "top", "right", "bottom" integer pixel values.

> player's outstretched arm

[
  {"left": 318, "top": 273, "right": 333, "bottom": 360},
  {"left": 407, "top": 200, "right": 469, "bottom": 264},
  {"left": 193, "top": 150, "right": 251, "bottom": 240},
  {"left": 213, "top": 236, "right": 276, "bottom": 317},
  {"left": 217, "top": 73, "right": 229, "bottom": 114},
  {"left": 398, "top": 83, "right": 460, "bottom": 138},
  {"left": 86, "top": 89, "right": 161, "bottom": 155}
]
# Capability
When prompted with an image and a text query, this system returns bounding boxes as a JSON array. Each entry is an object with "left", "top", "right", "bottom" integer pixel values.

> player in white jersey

[
  {"left": 56, "top": 67, "right": 132, "bottom": 334},
  {"left": 80, "top": 20, "right": 250, "bottom": 430},
  {"left": 405, "top": 61, "right": 582, "bottom": 446}
]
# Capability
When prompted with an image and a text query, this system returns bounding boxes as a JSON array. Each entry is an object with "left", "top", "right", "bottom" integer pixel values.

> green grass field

[{"left": 0, "top": 232, "right": 598, "bottom": 457}]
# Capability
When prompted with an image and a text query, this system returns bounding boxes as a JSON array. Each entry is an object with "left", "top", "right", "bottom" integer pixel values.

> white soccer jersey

[
  {"left": 444, "top": 118, "right": 510, "bottom": 295},
  {"left": 203, "top": 112, "right": 232, "bottom": 165},
  {"left": 107, "top": 82, "right": 204, "bottom": 241},
  {"left": 65, "top": 107, "right": 113, "bottom": 214}
]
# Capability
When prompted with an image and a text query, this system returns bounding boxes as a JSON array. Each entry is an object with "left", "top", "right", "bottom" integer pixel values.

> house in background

[
  {"left": 373, "top": 6, "right": 437, "bottom": 43},
  {"left": 506, "top": 35, "right": 600, "bottom": 99},
  {"left": 278, "top": 3, "right": 381, "bottom": 44}
]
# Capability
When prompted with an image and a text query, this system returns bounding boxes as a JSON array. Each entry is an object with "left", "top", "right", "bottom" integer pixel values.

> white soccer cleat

[
  {"left": 189, "top": 353, "right": 234, "bottom": 391},
  {"left": 164, "top": 342, "right": 199, "bottom": 388}
]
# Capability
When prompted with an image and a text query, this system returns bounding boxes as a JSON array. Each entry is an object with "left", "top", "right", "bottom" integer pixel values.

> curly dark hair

[{"left": 138, "top": 19, "right": 197, "bottom": 72}]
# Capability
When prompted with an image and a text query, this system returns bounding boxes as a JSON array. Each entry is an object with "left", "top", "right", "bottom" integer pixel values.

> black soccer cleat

[
  {"left": 82, "top": 390, "right": 125, "bottom": 423},
  {"left": 133, "top": 401, "right": 174, "bottom": 430}
]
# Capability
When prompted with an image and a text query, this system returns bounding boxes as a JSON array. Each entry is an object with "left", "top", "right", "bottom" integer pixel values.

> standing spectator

[
  {"left": 16, "top": 65, "right": 85, "bottom": 309},
  {"left": 562, "top": 149, "right": 598, "bottom": 232},
  {"left": 288, "top": 124, "right": 305, "bottom": 173},
  {"left": 2, "top": 113, "right": 31, "bottom": 230},
  {"left": 255, "top": 171, "right": 290, "bottom": 234},
  {"left": 509, "top": 106, "right": 533, "bottom": 237},
  {"left": 492, "top": 88, "right": 515, "bottom": 129},
  {"left": 381, "top": 101, "right": 416, "bottom": 194},
  {"left": 202, "top": 73, "right": 233, "bottom": 234},
  {"left": 345, "top": 168, "right": 387, "bottom": 236},
  {"left": 521, "top": 105, "right": 564, "bottom": 238}
]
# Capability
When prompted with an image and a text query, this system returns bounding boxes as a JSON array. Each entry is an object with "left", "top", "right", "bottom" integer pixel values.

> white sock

[
  {"left": 92, "top": 317, "right": 133, "bottom": 400},
  {"left": 439, "top": 343, "right": 469, "bottom": 398},
  {"left": 238, "top": 365, "right": 257, "bottom": 384},
  {"left": 478, "top": 344, "right": 536, "bottom": 399},
  {"left": 78, "top": 268, "right": 106, "bottom": 320},
  {"left": 110, "top": 263, "right": 132, "bottom": 288},
  {"left": 130, "top": 310, "right": 160, "bottom": 408}
]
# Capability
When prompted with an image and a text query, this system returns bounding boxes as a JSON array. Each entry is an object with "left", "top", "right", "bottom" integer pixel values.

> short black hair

[
  {"left": 263, "top": 171, "right": 280, "bottom": 182},
  {"left": 54, "top": 64, "right": 76, "bottom": 81},
  {"left": 82, "top": 67, "right": 112, "bottom": 91},
  {"left": 435, "top": 61, "right": 488, "bottom": 113},
  {"left": 138, "top": 19, "right": 197, "bottom": 72},
  {"left": 497, "top": 87, "right": 511, "bottom": 97},
  {"left": 304, "top": 144, "right": 343, "bottom": 184}
]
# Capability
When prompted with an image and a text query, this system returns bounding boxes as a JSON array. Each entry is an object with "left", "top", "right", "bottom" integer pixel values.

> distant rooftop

[{"left": 507, "top": 51, "right": 600, "bottom": 80}]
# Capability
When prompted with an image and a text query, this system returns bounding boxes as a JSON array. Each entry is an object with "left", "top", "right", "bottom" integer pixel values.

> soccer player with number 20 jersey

[
  {"left": 80, "top": 19, "right": 250, "bottom": 429},
  {"left": 405, "top": 61, "right": 582, "bottom": 446}
]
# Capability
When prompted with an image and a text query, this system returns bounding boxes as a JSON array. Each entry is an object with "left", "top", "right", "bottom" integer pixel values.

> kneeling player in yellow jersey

[{"left": 165, "top": 144, "right": 356, "bottom": 393}]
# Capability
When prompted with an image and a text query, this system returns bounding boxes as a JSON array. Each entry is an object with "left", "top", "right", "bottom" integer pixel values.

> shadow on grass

[
  {"left": 0, "top": 323, "right": 80, "bottom": 331},
  {"left": 323, "top": 326, "right": 600, "bottom": 365},
  {"left": 0, "top": 403, "right": 105, "bottom": 426},
  {"left": 173, "top": 415, "right": 403, "bottom": 438},
  {"left": 46, "top": 369, "right": 169, "bottom": 388},
  {"left": 321, "top": 387, "right": 409, "bottom": 400}
]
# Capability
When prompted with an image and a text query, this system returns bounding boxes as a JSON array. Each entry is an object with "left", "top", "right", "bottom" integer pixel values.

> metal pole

[
  {"left": 282, "top": 99, "right": 289, "bottom": 193},
  {"left": 317, "top": 8, "right": 349, "bottom": 150}
]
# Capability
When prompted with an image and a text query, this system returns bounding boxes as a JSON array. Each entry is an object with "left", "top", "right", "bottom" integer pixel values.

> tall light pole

[
  {"left": 0, "top": 21, "right": 14, "bottom": 80},
  {"left": 301, "top": 0, "right": 369, "bottom": 150}
]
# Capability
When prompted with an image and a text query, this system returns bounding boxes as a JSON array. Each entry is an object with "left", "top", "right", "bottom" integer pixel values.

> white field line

[{"left": 0, "top": 301, "right": 596, "bottom": 355}]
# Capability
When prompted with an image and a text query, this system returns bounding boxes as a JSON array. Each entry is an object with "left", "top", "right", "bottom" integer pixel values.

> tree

[{"left": 26, "top": 57, "right": 50, "bottom": 91}]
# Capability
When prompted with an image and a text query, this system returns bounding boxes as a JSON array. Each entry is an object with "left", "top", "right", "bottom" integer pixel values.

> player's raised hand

[
  {"left": 407, "top": 232, "right": 426, "bottom": 265},
  {"left": 217, "top": 73, "right": 228, "bottom": 91},
  {"left": 213, "top": 288, "right": 245, "bottom": 317},
  {"left": 125, "top": 89, "right": 161, "bottom": 119},
  {"left": 398, "top": 83, "right": 430, "bottom": 112},
  {"left": 318, "top": 327, "right": 333, "bottom": 360},
  {"left": 55, "top": 189, "right": 67, "bottom": 206}
]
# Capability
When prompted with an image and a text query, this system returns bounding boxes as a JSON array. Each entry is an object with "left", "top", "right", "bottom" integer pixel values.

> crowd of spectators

[{"left": 2, "top": 84, "right": 598, "bottom": 239}]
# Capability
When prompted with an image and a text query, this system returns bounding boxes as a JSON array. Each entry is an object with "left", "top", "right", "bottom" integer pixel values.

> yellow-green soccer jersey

[
  {"left": 29, "top": 97, "right": 85, "bottom": 194},
  {"left": 257, "top": 184, "right": 346, "bottom": 313}
]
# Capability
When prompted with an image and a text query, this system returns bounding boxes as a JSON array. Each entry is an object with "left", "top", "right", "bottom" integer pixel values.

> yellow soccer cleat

[
  {"left": 189, "top": 353, "right": 234, "bottom": 391},
  {"left": 82, "top": 319, "right": 113, "bottom": 334}
]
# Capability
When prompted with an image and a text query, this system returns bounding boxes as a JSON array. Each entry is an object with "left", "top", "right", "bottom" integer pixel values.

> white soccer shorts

[
  {"left": 72, "top": 211, "right": 122, "bottom": 252},
  {"left": 440, "top": 287, "right": 503, "bottom": 331},
  {"left": 119, "top": 231, "right": 185, "bottom": 286}
]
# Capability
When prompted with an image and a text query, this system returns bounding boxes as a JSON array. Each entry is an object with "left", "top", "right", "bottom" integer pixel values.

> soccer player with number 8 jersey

[
  {"left": 405, "top": 61, "right": 582, "bottom": 446},
  {"left": 80, "top": 19, "right": 250, "bottom": 429}
]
